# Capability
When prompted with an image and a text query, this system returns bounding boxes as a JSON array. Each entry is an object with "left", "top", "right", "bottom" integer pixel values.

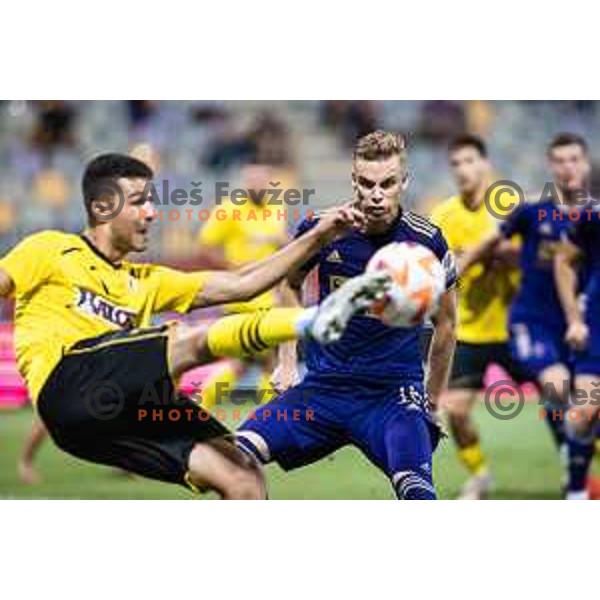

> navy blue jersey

[
  {"left": 566, "top": 207, "right": 600, "bottom": 375},
  {"left": 569, "top": 207, "right": 600, "bottom": 310},
  {"left": 500, "top": 200, "right": 578, "bottom": 327},
  {"left": 294, "top": 211, "right": 457, "bottom": 385}
]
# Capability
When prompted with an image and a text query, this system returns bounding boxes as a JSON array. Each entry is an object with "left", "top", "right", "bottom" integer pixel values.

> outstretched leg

[{"left": 167, "top": 271, "right": 391, "bottom": 381}]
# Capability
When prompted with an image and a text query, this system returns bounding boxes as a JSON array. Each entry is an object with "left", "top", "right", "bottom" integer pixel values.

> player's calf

[
  {"left": 538, "top": 364, "right": 570, "bottom": 450},
  {"left": 564, "top": 375, "right": 600, "bottom": 499},
  {"left": 443, "top": 388, "right": 491, "bottom": 498},
  {"left": 167, "top": 272, "right": 391, "bottom": 379},
  {"left": 443, "top": 389, "right": 479, "bottom": 447}
]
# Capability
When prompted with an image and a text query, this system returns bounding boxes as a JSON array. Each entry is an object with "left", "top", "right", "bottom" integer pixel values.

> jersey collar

[
  {"left": 80, "top": 234, "right": 122, "bottom": 269},
  {"left": 364, "top": 207, "right": 403, "bottom": 240}
]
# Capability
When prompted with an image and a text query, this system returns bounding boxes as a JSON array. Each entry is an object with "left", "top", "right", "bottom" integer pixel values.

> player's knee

[
  {"left": 392, "top": 470, "right": 436, "bottom": 500},
  {"left": 225, "top": 463, "right": 267, "bottom": 500},
  {"left": 539, "top": 366, "right": 570, "bottom": 404},
  {"left": 446, "top": 402, "right": 471, "bottom": 423},
  {"left": 235, "top": 430, "right": 271, "bottom": 465},
  {"left": 443, "top": 391, "right": 473, "bottom": 420},
  {"left": 566, "top": 407, "right": 597, "bottom": 438},
  {"left": 168, "top": 324, "right": 211, "bottom": 378}
]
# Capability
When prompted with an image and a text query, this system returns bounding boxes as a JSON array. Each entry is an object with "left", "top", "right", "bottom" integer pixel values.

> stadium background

[{"left": 1, "top": 100, "right": 598, "bottom": 499}]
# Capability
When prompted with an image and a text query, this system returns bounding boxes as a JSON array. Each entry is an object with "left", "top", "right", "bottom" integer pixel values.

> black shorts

[
  {"left": 37, "top": 324, "right": 229, "bottom": 489},
  {"left": 448, "top": 341, "right": 534, "bottom": 390}
]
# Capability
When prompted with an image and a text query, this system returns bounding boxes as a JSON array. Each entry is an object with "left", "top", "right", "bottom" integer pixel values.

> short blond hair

[{"left": 353, "top": 130, "right": 407, "bottom": 162}]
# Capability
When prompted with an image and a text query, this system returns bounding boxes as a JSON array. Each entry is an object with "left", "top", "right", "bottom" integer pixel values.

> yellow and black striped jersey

[{"left": 0, "top": 230, "right": 207, "bottom": 402}]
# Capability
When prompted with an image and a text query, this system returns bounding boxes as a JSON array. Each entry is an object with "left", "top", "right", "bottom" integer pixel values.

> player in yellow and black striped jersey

[
  {"left": 196, "top": 163, "right": 294, "bottom": 407},
  {"left": 430, "top": 135, "right": 526, "bottom": 499},
  {"left": 0, "top": 153, "right": 390, "bottom": 499}
]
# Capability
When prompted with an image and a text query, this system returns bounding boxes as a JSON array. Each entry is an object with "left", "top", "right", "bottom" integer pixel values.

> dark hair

[
  {"left": 547, "top": 132, "right": 589, "bottom": 156},
  {"left": 448, "top": 134, "right": 488, "bottom": 158},
  {"left": 82, "top": 153, "right": 153, "bottom": 224}
]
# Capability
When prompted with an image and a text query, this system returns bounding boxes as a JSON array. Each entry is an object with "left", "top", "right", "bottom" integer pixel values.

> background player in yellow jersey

[
  {"left": 0, "top": 153, "right": 390, "bottom": 500},
  {"left": 430, "top": 135, "right": 525, "bottom": 499},
  {"left": 197, "top": 162, "right": 297, "bottom": 406}
]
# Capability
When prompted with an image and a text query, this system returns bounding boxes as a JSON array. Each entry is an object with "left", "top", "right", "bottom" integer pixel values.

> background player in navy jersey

[
  {"left": 431, "top": 136, "right": 521, "bottom": 499},
  {"left": 461, "top": 133, "right": 592, "bottom": 471},
  {"left": 555, "top": 202, "right": 600, "bottom": 499},
  {"left": 236, "top": 131, "right": 458, "bottom": 500}
]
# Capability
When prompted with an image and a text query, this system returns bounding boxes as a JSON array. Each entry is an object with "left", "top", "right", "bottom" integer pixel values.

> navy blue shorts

[
  {"left": 509, "top": 320, "right": 570, "bottom": 377},
  {"left": 236, "top": 375, "right": 440, "bottom": 499}
]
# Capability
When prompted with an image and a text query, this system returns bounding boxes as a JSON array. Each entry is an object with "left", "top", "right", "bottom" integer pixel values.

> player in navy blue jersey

[
  {"left": 236, "top": 131, "right": 458, "bottom": 499},
  {"left": 555, "top": 202, "right": 600, "bottom": 499},
  {"left": 460, "top": 133, "right": 592, "bottom": 486}
]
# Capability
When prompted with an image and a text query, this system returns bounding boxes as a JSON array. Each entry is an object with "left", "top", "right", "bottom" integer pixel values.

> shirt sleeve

[
  {"left": 149, "top": 265, "right": 209, "bottom": 314},
  {"left": 292, "top": 216, "right": 321, "bottom": 275},
  {"left": 417, "top": 225, "right": 457, "bottom": 291},
  {"left": 499, "top": 204, "right": 528, "bottom": 239},
  {"left": 431, "top": 228, "right": 458, "bottom": 291},
  {"left": 0, "top": 231, "right": 57, "bottom": 296}
]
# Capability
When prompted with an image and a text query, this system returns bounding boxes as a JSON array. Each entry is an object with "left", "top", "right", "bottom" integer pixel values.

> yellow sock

[
  {"left": 458, "top": 443, "right": 488, "bottom": 476},
  {"left": 201, "top": 364, "right": 241, "bottom": 409},
  {"left": 206, "top": 308, "right": 307, "bottom": 358}
]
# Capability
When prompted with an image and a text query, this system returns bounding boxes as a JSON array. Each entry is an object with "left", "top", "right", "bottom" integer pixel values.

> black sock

[
  {"left": 543, "top": 399, "right": 567, "bottom": 450},
  {"left": 565, "top": 430, "right": 594, "bottom": 493}
]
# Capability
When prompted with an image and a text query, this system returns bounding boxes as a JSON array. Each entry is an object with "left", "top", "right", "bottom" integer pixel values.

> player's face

[
  {"left": 448, "top": 147, "right": 489, "bottom": 196},
  {"left": 111, "top": 177, "right": 156, "bottom": 252},
  {"left": 243, "top": 164, "right": 273, "bottom": 204},
  {"left": 353, "top": 155, "right": 405, "bottom": 234},
  {"left": 548, "top": 144, "right": 590, "bottom": 193}
]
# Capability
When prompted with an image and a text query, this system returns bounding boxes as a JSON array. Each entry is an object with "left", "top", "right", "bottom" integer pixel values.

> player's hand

[
  {"left": 565, "top": 320, "right": 589, "bottom": 351},
  {"left": 314, "top": 202, "right": 366, "bottom": 242},
  {"left": 488, "top": 239, "right": 519, "bottom": 269}
]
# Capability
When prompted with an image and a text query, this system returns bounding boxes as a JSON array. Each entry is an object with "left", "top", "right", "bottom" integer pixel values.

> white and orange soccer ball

[{"left": 366, "top": 241, "right": 446, "bottom": 327}]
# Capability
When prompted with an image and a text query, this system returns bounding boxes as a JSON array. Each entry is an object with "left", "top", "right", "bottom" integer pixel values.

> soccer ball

[{"left": 366, "top": 241, "right": 446, "bottom": 327}]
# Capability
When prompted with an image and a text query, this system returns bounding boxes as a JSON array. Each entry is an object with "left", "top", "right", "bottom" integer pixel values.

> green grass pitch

[{"left": 0, "top": 402, "right": 582, "bottom": 499}]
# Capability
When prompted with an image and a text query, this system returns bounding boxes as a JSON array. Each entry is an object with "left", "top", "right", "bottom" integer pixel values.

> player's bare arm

[
  {"left": 270, "top": 276, "right": 304, "bottom": 391},
  {"left": 0, "top": 267, "right": 14, "bottom": 298},
  {"left": 554, "top": 239, "right": 588, "bottom": 350},
  {"left": 490, "top": 238, "right": 520, "bottom": 268},
  {"left": 426, "top": 287, "right": 457, "bottom": 411},
  {"left": 456, "top": 231, "right": 502, "bottom": 277},
  {"left": 193, "top": 203, "right": 364, "bottom": 309}
]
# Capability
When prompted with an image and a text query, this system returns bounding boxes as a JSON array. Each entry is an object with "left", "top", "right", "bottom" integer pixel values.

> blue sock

[
  {"left": 566, "top": 431, "right": 594, "bottom": 493},
  {"left": 393, "top": 469, "right": 436, "bottom": 500},
  {"left": 543, "top": 399, "right": 566, "bottom": 450}
]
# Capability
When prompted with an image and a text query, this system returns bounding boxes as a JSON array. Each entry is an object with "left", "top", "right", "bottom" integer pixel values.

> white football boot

[
  {"left": 458, "top": 471, "right": 494, "bottom": 500},
  {"left": 310, "top": 271, "right": 392, "bottom": 344}
]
